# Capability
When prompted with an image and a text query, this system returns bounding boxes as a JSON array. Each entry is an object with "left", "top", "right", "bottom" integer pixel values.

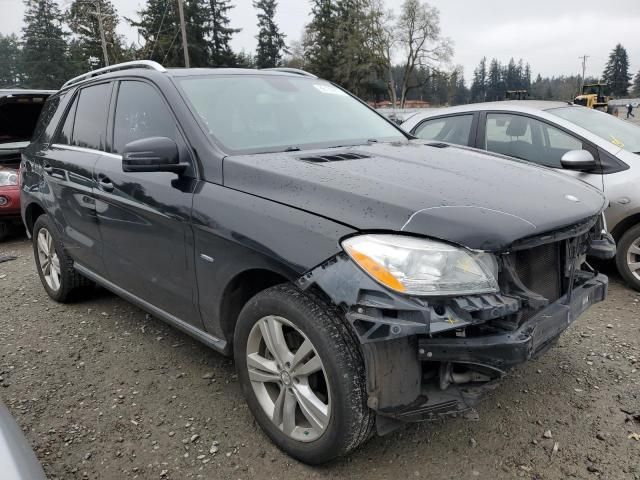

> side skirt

[{"left": 74, "top": 263, "right": 230, "bottom": 355}]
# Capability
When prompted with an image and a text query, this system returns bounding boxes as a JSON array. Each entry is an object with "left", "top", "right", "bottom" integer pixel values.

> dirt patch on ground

[{"left": 1, "top": 236, "right": 639, "bottom": 479}]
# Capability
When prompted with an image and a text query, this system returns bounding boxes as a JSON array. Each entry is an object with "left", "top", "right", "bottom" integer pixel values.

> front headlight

[
  {"left": 342, "top": 234, "right": 499, "bottom": 296},
  {"left": 0, "top": 169, "right": 18, "bottom": 187}
]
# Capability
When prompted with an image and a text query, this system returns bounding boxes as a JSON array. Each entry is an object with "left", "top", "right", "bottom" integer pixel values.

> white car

[{"left": 402, "top": 101, "right": 640, "bottom": 291}]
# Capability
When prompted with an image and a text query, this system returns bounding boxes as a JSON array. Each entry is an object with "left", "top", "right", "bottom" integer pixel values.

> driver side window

[{"left": 113, "top": 81, "right": 176, "bottom": 154}]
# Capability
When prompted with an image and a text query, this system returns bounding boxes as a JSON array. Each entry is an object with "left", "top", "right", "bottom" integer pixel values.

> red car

[{"left": 0, "top": 89, "right": 55, "bottom": 240}]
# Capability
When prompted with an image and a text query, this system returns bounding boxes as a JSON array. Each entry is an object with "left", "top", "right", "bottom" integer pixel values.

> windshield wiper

[{"left": 283, "top": 146, "right": 301, "bottom": 152}]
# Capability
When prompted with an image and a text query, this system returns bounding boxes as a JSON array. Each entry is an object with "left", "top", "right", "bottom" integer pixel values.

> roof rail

[
  {"left": 61, "top": 60, "right": 167, "bottom": 89},
  {"left": 262, "top": 67, "right": 317, "bottom": 79}
]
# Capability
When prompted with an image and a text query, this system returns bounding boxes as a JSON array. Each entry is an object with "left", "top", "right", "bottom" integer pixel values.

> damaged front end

[{"left": 297, "top": 214, "right": 614, "bottom": 435}]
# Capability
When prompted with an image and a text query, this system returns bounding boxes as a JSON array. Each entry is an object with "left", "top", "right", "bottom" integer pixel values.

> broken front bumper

[
  {"left": 299, "top": 250, "right": 609, "bottom": 432},
  {"left": 418, "top": 273, "right": 608, "bottom": 369}
]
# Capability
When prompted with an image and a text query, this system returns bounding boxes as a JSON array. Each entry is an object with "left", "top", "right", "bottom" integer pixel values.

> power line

[{"left": 148, "top": 0, "right": 171, "bottom": 59}]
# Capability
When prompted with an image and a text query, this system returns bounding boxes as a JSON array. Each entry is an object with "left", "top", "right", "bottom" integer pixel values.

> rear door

[
  {"left": 477, "top": 111, "right": 604, "bottom": 190},
  {"left": 43, "top": 82, "right": 112, "bottom": 271},
  {"left": 93, "top": 79, "right": 200, "bottom": 326}
]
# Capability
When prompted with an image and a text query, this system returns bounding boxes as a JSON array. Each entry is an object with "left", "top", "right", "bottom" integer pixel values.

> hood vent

[{"left": 299, "top": 152, "right": 370, "bottom": 163}]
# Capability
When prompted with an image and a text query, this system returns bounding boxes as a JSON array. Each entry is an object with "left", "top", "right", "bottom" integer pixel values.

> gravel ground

[{"left": 1, "top": 235, "right": 639, "bottom": 480}]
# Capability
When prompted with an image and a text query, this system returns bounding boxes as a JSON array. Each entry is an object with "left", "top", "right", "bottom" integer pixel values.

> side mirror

[
  {"left": 560, "top": 150, "right": 597, "bottom": 171},
  {"left": 122, "top": 137, "right": 187, "bottom": 174}
]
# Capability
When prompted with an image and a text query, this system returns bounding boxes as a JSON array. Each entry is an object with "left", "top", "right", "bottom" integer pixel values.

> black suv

[{"left": 21, "top": 61, "right": 614, "bottom": 464}]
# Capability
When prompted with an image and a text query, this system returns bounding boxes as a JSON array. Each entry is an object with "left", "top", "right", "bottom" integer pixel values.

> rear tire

[
  {"left": 234, "top": 284, "right": 374, "bottom": 464},
  {"left": 615, "top": 224, "right": 640, "bottom": 292},
  {"left": 32, "top": 215, "right": 92, "bottom": 302}
]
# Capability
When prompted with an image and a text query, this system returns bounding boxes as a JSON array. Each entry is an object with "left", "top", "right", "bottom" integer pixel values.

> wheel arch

[
  {"left": 23, "top": 201, "right": 47, "bottom": 236},
  {"left": 610, "top": 213, "right": 640, "bottom": 242},
  {"left": 219, "top": 267, "right": 290, "bottom": 350}
]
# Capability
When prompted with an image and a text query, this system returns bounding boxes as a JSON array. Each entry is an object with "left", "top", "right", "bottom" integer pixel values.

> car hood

[{"left": 223, "top": 141, "right": 607, "bottom": 251}]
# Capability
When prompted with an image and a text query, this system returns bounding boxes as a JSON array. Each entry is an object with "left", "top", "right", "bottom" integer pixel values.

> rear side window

[
  {"left": 413, "top": 115, "right": 473, "bottom": 146},
  {"left": 57, "top": 96, "right": 77, "bottom": 145},
  {"left": 112, "top": 81, "right": 175, "bottom": 154},
  {"left": 71, "top": 83, "right": 111, "bottom": 150}
]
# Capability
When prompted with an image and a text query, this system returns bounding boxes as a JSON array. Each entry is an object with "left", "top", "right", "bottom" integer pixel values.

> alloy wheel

[
  {"left": 627, "top": 237, "right": 640, "bottom": 281},
  {"left": 36, "top": 228, "right": 61, "bottom": 292},
  {"left": 246, "top": 315, "right": 331, "bottom": 442}
]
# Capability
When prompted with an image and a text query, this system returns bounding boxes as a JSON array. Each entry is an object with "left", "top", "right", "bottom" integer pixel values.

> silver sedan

[{"left": 402, "top": 101, "right": 640, "bottom": 291}]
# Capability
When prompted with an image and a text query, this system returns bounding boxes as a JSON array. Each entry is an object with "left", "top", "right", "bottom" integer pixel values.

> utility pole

[
  {"left": 177, "top": 0, "right": 190, "bottom": 68},
  {"left": 90, "top": 1, "right": 110, "bottom": 66},
  {"left": 579, "top": 54, "right": 590, "bottom": 90}
]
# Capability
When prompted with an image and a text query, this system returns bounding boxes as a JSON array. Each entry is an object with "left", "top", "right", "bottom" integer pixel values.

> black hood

[{"left": 223, "top": 141, "right": 607, "bottom": 251}]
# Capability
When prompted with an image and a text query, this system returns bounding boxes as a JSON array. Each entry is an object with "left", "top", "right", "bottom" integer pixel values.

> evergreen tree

[
  {"left": 304, "top": 0, "right": 338, "bottom": 80},
  {"left": 253, "top": 0, "right": 287, "bottom": 68},
  {"left": 207, "top": 0, "right": 241, "bottom": 67},
  {"left": 0, "top": 34, "right": 23, "bottom": 87},
  {"left": 450, "top": 67, "right": 468, "bottom": 105},
  {"left": 67, "top": 0, "right": 126, "bottom": 69},
  {"left": 505, "top": 58, "right": 518, "bottom": 90},
  {"left": 633, "top": 70, "right": 640, "bottom": 97},
  {"left": 523, "top": 63, "right": 532, "bottom": 90},
  {"left": 486, "top": 58, "right": 502, "bottom": 101},
  {"left": 602, "top": 43, "right": 631, "bottom": 97},
  {"left": 332, "top": 0, "right": 385, "bottom": 95},
  {"left": 21, "top": 0, "right": 69, "bottom": 88},
  {"left": 130, "top": 0, "right": 210, "bottom": 68},
  {"left": 470, "top": 57, "right": 487, "bottom": 102}
]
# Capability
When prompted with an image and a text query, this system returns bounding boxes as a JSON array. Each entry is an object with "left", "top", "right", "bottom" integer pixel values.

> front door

[{"left": 93, "top": 80, "right": 200, "bottom": 326}]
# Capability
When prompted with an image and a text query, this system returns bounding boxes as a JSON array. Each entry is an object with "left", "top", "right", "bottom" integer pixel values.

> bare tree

[
  {"left": 395, "top": 0, "right": 452, "bottom": 107},
  {"left": 370, "top": 0, "right": 397, "bottom": 107}
]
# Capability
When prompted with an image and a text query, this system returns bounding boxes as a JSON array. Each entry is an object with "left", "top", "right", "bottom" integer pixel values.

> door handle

[
  {"left": 98, "top": 176, "right": 114, "bottom": 192},
  {"left": 43, "top": 164, "right": 53, "bottom": 174}
]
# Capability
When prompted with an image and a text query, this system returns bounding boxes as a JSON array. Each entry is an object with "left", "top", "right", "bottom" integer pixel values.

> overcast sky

[{"left": 1, "top": 0, "right": 639, "bottom": 82}]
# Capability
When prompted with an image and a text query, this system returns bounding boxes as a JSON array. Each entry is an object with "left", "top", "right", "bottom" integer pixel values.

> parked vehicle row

[
  {"left": 402, "top": 101, "right": 640, "bottom": 291},
  {"left": 3, "top": 61, "right": 615, "bottom": 464}
]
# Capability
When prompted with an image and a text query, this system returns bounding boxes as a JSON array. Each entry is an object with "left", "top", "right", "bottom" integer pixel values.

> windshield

[
  {"left": 549, "top": 106, "right": 640, "bottom": 153},
  {"left": 177, "top": 75, "right": 407, "bottom": 154}
]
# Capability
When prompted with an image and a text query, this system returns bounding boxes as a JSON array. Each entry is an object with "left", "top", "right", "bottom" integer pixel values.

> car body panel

[
  {"left": 191, "top": 180, "right": 354, "bottom": 339},
  {"left": 224, "top": 140, "right": 606, "bottom": 251},
  {"left": 0, "top": 403, "right": 46, "bottom": 480}
]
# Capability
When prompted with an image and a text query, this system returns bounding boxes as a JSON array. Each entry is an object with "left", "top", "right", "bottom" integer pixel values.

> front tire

[
  {"left": 234, "top": 284, "right": 374, "bottom": 464},
  {"left": 32, "top": 215, "right": 91, "bottom": 302},
  {"left": 616, "top": 224, "right": 640, "bottom": 292}
]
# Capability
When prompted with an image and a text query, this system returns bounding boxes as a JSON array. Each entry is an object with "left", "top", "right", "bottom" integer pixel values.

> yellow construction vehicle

[{"left": 574, "top": 83, "right": 611, "bottom": 111}]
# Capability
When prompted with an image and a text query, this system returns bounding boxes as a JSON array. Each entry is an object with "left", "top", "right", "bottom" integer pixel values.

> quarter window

[
  {"left": 413, "top": 115, "right": 473, "bottom": 146},
  {"left": 484, "top": 113, "right": 583, "bottom": 168},
  {"left": 113, "top": 81, "right": 175, "bottom": 154}
]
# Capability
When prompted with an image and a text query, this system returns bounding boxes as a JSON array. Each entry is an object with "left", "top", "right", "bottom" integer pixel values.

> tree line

[{"left": 1, "top": 0, "right": 639, "bottom": 106}]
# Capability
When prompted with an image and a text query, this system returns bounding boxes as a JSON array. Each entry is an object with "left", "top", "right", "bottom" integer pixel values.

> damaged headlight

[{"left": 342, "top": 234, "right": 499, "bottom": 296}]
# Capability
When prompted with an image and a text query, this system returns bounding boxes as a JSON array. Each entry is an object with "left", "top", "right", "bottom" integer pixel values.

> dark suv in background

[{"left": 21, "top": 61, "right": 614, "bottom": 463}]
